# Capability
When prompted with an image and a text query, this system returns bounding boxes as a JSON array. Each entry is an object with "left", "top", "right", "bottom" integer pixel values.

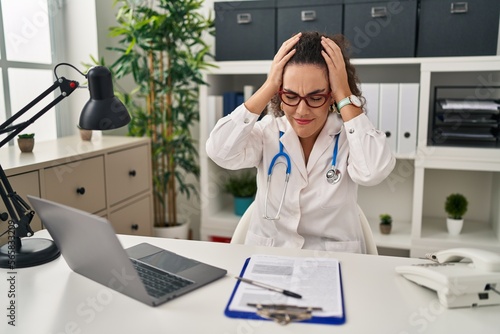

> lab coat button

[
  {"left": 348, "top": 128, "right": 354, "bottom": 134},
  {"left": 244, "top": 118, "right": 250, "bottom": 124}
]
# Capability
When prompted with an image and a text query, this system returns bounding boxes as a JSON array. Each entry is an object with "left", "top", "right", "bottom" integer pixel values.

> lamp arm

[
  {"left": 0, "top": 77, "right": 79, "bottom": 148},
  {"left": 0, "top": 77, "right": 79, "bottom": 240}
]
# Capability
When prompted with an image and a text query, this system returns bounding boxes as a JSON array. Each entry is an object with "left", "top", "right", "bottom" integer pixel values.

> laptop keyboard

[{"left": 131, "top": 259, "right": 194, "bottom": 299}]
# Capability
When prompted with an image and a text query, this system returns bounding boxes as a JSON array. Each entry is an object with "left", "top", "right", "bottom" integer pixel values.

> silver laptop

[{"left": 27, "top": 196, "right": 227, "bottom": 307}]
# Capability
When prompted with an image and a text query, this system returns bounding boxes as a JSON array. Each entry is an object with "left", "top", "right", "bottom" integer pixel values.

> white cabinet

[
  {"left": 0, "top": 136, "right": 153, "bottom": 241},
  {"left": 199, "top": 56, "right": 500, "bottom": 257}
]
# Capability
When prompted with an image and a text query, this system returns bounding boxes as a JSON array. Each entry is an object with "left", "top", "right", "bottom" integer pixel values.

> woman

[{"left": 206, "top": 31, "right": 395, "bottom": 253}]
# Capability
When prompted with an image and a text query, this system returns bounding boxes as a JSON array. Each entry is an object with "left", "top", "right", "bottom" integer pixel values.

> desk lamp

[{"left": 0, "top": 63, "right": 130, "bottom": 269}]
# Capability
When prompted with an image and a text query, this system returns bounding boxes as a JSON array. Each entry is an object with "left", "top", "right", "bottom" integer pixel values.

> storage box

[
  {"left": 343, "top": 0, "right": 418, "bottom": 58},
  {"left": 215, "top": 1, "right": 276, "bottom": 61},
  {"left": 417, "top": 0, "right": 500, "bottom": 57},
  {"left": 276, "top": 0, "right": 343, "bottom": 46}
]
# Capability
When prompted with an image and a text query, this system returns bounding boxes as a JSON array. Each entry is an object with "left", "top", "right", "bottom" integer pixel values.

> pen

[{"left": 235, "top": 276, "right": 302, "bottom": 299}]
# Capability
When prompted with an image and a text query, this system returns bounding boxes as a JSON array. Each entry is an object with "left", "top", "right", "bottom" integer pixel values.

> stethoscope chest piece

[{"left": 326, "top": 168, "right": 341, "bottom": 184}]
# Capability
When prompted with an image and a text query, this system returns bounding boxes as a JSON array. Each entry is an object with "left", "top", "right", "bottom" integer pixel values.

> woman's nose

[{"left": 295, "top": 100, "right": 309, "bottom": 116}]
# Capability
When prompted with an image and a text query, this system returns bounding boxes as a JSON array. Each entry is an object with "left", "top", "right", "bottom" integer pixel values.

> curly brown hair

[{"left": 269, "top": 31, "right": 364, "bottom": 117}]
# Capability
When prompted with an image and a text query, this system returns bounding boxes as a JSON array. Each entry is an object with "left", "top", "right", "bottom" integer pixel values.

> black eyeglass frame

[{"left": 278, "top": 90, "right": 332, "bottom": 108}]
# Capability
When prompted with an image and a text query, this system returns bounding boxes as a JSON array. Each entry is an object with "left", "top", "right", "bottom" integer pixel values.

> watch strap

[{"left": 336, "top": 96, "right": 352, "bottom": 111}]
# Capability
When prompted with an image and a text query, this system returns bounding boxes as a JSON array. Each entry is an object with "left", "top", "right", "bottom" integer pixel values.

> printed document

[{"left": 227, "top": 255, "right": 343, "bottom": 317}]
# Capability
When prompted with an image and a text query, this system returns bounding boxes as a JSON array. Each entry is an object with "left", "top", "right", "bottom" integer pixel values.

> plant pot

[
  {"left": 18, "top": 138, "right": 35, "bottom": 153},
  {"left": 154, "top": 221, "right": 190, "bottom": 239},
  {"left": 79, "top": 128, "right": 93, "bottom": 141},
  {"left": 446, "top": 218, "right": 463, "bottom": 236},
  {"left": 234, "top": 196, "right": 254, "bottom": 216},
  {"left": 379, "top": 223, "right": 392, "bottom": 235}
]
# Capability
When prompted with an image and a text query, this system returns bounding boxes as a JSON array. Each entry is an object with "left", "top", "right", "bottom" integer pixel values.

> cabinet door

[
  {"left": 44, "top": 156, "right": 106, "bottom": 213},
  {"left": 0, "top": 171, "right": 41, "bottom": 245},
  {"left": 109, "top": 196, "right": 152, "bottom": 236},
  {"left": 106, "top": 145, "right": 151, "bottom": 206}
]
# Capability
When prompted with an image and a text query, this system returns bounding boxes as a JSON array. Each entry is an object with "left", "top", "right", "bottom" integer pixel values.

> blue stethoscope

[{"left": 264, "top": 130, "right": 341, "bottom": 220}]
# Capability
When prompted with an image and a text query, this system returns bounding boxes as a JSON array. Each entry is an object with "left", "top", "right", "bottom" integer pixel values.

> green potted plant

[
  {"left": 105, "top": 0, "right": 214, "bottom": 237},
  {"left": 17, "top": 133, "right": 35, "bottom": 153},
  {"left": 379, "top": 213, "right": 392, "bottom": 235},
  {"left": 224, "top": 172, "right": 257, "bottom": 216},
  {"left": 445, "top": 193, "right": 468, "bottom": 236}
]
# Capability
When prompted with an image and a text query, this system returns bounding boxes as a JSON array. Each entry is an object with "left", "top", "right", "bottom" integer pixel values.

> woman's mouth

[{"left": 295, "top": 118, "right": 313, "bottom": 126}]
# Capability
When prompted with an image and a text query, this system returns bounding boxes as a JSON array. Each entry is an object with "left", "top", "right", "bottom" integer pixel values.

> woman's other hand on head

[
  {"left": 320, "top": 36, "right": 351, "bottom": 101},
  {"left": 244, "top": 33, "right": 301, "bottom": 115},
  {"left": 267, "top": 32, "right": 301, "bottom": 92}
]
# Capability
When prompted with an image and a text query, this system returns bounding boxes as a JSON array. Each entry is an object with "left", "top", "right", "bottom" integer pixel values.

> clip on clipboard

[
  {"left": 224, "top": 255, "right": 346, "bottom": 325},
  {"left": 247, "top": 303, "right": 323, "bottom": 325}
]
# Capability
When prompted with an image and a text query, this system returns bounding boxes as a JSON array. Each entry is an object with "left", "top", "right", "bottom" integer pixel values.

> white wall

[{"left": 60, "top": 0, "right": 99, "bottom": 137}]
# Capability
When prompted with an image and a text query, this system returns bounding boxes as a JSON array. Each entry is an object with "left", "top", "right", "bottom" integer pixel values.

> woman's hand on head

[
  {"left": 320, "top": 36, "right": 351, "bottom": 101},
  {"left": 266, "top": 32, "right": 301, "bottom": 92},
  {"left": 243, "top": 33, "right": 301, "bottom": 115}
]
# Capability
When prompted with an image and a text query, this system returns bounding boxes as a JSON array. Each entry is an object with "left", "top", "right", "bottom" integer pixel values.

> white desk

[{"left": 1, "top": 230, "right": 499, "bottom": 334}]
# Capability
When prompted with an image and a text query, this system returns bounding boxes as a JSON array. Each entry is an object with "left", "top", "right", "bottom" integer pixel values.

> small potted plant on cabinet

[
  {"left": 224, "top": 172, "right": 257, "bottom": 216},
  {"left": 379, "top": 213, "right": 392, "bottom": 235},
  {"left": 445, "top": 193, "right": 468, "bottom": 236},
  {"left": 77, "top": 125, "right": 92, "bottom": 141},
  {"left": 17, "top": 133, "right": 35, "bottom": 153}
]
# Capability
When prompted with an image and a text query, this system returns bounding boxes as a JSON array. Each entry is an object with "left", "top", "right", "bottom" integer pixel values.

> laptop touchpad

[{"left": 138, "top": 250, "right": 199, "bottom": 274}]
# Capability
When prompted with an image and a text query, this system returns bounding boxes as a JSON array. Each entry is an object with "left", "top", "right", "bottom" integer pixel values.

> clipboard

[{"left": 224, "top": 256, "right": 346, "bottom": 325}]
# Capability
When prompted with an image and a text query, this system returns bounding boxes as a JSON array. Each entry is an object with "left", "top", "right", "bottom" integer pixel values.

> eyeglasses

[{"left": 278, "top": 90, "right": 331, "bottom": 108}]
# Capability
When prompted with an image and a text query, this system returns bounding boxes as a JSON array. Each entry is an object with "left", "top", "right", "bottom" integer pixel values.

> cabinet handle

[
  {"left": 371, "top": 6, "right": 387, "bottom": 18},
  {"left": 131, "top": 224, "right": 139, "bottom": 231},
  {"left": 237, "top": 13, "right": 252, "bottom": 24},
  {"left": 129, "top": 170, "right": 137, "bottom": 177},
  {"left": 450, "top": 2, "right": 468, "bottom": 14},
  {"left": 76, "top": 187, "right": 86, "bottom": 195},
  {"left": 404, "top": 132, "right": 411, "bottom": 138},
  {"left": 301, "top": 10, "right": 316, "bottom": 22},
  {"left": 385, "top": 131, "right": 391, "bottom": 138}
]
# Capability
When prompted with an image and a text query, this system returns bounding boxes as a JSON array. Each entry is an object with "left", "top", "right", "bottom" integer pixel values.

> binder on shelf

[
  {"left": 379, "top": 84, "right": 399, "bottom": 153},
  {"left": 360, "top": 83, "right": 380, "bottom": 128},
  {"left": 206, "top": 95, "right": 223, "bottom": 139},
  {"left": 223, "top": 91, "right": 244, "bottom": 117},
  {"left": 397, "top": 83, "right": 419, "bottom": 155},
  {"left": 224, "top": 254, "right": 346, "bottom": 325}
]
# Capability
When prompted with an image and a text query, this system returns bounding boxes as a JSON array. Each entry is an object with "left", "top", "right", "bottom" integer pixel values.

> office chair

[
  {"left": 230, "top": 201, "right": 254, "bottom": 244},
  {"left": 230, "top": 202, "right": 379, "bottom": 255},
  {"left": 358, "top": 204, "right": 378, "bottom": 255}
]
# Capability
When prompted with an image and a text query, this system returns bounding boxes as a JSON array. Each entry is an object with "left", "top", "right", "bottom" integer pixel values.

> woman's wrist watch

[{"left": 336, "top": 95, "right": 362, "bottom": 112}]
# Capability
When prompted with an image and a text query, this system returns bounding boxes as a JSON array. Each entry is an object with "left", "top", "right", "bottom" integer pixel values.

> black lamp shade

[{"left": 79, "top": 66, "right": 130, "bottom": 130}]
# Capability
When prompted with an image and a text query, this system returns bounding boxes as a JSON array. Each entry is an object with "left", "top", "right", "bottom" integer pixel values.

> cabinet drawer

[
  {"left": 277, "top": 0, "right": 343, "bottom": 46},
  {"left": 106, "top": 145, "right": 151, "bottom": 206},
  {"left": 215, "top": 1, "right": 276, "bottom": 60},
  {"left": 417, "top": 0, "right": 500, "bottom": 57},
  {"left": 344, "top": 0, "right": 418, "bottom": 58},
  {"left": 44, "top": 156, "right": 106, "bottom": 213},
  {"left": 109, "top": 196, "right": 152, "bottom": 236}
]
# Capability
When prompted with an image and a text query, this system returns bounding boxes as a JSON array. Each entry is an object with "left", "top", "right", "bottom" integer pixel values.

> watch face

[{"left": 350, "top": 95, "right": 362, "bottom": 107}]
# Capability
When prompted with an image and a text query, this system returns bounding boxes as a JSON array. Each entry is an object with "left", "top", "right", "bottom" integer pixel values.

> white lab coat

[{"left": 206, "top": 104, "right": 396, "bottom": 253}]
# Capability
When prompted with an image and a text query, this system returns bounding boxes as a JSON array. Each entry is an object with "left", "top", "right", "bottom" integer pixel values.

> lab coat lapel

[
  {"left": 279, "top": 122, "right": 308, "bottom": 181},
  {"left": 306, "top": 113, "right": 343, "bottom": 172}
]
